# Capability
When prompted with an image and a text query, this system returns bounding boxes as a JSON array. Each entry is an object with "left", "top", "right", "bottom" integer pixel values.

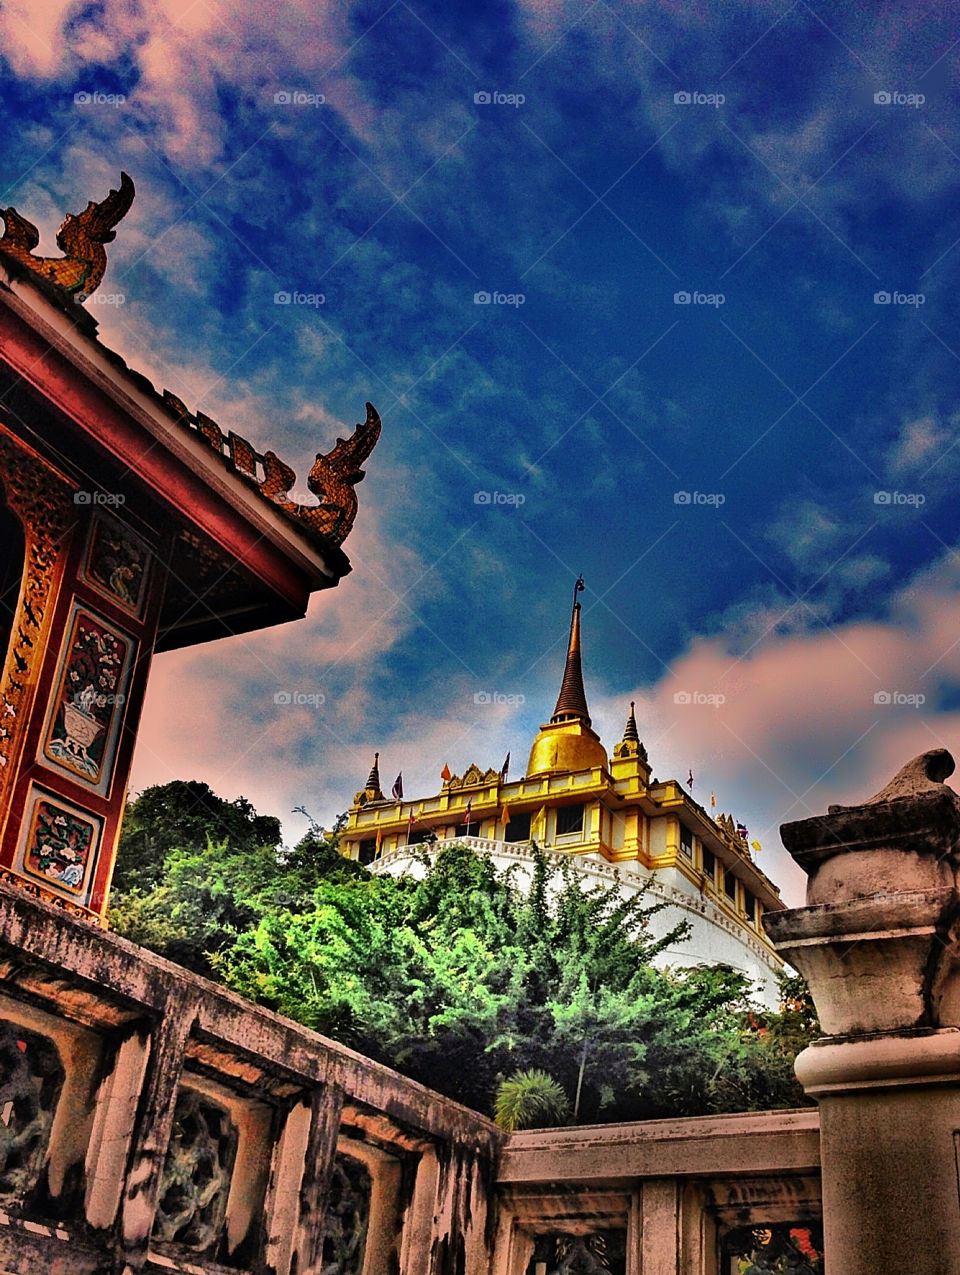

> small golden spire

[
  {"left": 550, "top": 575, "right": 590, "bottom": 726},
  {"left": 364, "top": 752, "right": 384, "bottom": 802},
  {"left": 623, "top": 700, "right": 639, "bottom": 743}
]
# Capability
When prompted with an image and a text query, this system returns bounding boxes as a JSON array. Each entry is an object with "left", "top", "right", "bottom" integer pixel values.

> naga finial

[
  {"left": 260, "top": 402, "right": 382, "bottom": 547},
  {"left": 0, "top": 172, "right": 135, "bottom": 299}
]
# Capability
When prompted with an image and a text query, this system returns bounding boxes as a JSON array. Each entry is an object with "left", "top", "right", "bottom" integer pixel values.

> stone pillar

[
  {"left": 639, "top": 1179, "right": 679, "bottom": 1275},
  {"left": 113, "top": 989, "right": 200, "bottom": 1274},
  {"left": 766, "top": 749, "right": 960, "bottom": 1275},
  {"left": 264, "top": 1082, "right": 344, "bottom": 1275}
]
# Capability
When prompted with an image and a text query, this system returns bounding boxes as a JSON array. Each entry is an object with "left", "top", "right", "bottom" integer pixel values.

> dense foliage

[{"left": 109, "top": 782, "right": 817, "bottom": 1123}]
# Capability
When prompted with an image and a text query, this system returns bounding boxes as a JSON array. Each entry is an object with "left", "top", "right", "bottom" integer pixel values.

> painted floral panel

[
  {"left": 43, "top": 609, "right": 132, "bottom": 787},
  {"left": 83, "top": 515, "right": 150, "bottom": 616},
  {"left": 23, "top": 796, "right": 98, "bottom": 894}
]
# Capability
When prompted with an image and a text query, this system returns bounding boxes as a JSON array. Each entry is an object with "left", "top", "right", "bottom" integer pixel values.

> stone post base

[{"left": 795, "top": 1031, "right": 960, "bottom": 1275}]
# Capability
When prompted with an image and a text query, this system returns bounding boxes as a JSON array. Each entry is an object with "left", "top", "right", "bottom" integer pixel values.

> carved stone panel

[
  {"left": 722, "top": 1222, "right": 824, "bottom": 1273},
  {"left": 0, "top": 1020, "right": 64, "bottom": 1206},
  {"left": 153, "top": 1087, "right": 238, "bottom": 1256},
  {"left": 527, "top": 1231, "right": 627, "bottom": 1275},
  {"left": 321, "top": 1151, "right": 372, "bottom": 1275}
]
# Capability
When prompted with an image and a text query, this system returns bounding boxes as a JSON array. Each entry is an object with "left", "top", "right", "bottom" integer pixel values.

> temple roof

[{"left": 0, "top": 175, "right": 379, "bottom": 559}]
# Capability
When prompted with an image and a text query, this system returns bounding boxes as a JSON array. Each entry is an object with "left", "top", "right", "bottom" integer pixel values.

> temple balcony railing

[{"left": 0, "top": 878, "right": 499, "bottom": 1275}]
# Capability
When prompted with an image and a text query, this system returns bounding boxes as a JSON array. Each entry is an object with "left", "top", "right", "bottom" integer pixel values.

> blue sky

[{"left": 4, "top": 0, "right": 960, "bottom": 903}]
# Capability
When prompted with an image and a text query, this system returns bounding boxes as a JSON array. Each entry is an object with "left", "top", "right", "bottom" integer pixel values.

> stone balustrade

[{"left": 0, "top": 869, "right": 827, "bottom": 1275}]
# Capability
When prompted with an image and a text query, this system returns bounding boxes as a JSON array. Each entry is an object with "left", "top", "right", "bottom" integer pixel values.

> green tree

[
  {"left": 108, "top": 784, "right": 361, "bottom": 975},
  {"left": 112, "top": 780, "right": 282, "bottom": 893},
  {"left": 219, "top": 844, "right": 804, "bottom": 1121},
  {"left": 110, "top": 790, "right": 815, "bottom": 1124}
]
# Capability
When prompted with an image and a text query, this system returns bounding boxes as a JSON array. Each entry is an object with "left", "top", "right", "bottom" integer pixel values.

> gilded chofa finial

[
  {"left": 260, "top": 402, "right": 382, "bottom": 546},
  {"left": 0, "top": 172, "right": 135, "bottom": 300}
]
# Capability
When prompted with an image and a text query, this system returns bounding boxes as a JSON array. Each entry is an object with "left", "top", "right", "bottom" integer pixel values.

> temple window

[
  {"left": 504, "top": 812, "right": 532, "bottom": 843},
  {"left": 556, "top": 804, "right": 584, "bottom": 837},
  {"left": 742, "top": 887, "right": 757, "bottom": 923},
  {"left": 357, "top": 838, "right": 377, "bottom": 865},
  {"left": 679, "top": 824, "right": 694, "bottom": 858},
  {"left": 701, "top": 846, "right": 716, "bottom": 878},
  {"left": 724, "top": 870, "right": 738, "bottom": 903}
]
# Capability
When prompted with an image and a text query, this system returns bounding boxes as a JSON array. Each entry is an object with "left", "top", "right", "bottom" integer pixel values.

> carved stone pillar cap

[
  {"left": 780, "top": 751, "right": 960, "bottom": 908},
  {"left": 770, "top": 752, "right": 960, "bottom": 1036}
]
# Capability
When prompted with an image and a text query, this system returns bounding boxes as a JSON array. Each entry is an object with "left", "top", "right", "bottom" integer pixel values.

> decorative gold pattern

[
  {"left": 0, "top": 867, "right": 99, "bottom": 923},
  {"left": 0, "top": 429, "right": 76, "bottom": 841},
  {"left": 162, "top": 392, "right": 381, "bottom": 548},
  {"left": 445, "top": 763, "right": 501, "bottom": 790},
  {"left": 0, "top": 173, "right": 135, "bottom": 298}
]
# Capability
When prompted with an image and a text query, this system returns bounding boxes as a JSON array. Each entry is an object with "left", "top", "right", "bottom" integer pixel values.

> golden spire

[
  {"left": 622, "top": 700, "right": 639, "bottom": 743},
  {"left": 526, "top": 577, "right": 608, "bottom": 778},
  {"left": 550, "top": 575, "right": 590, "bottom": 726}
]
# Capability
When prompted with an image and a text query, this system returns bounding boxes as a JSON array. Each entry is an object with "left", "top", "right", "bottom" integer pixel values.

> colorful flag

[
  {"left": 501, "top": 802, "right": 511, "bottom": 827},
  {"left": 408, "top": 810, "right": 415, "bottom": 826},
  {"left": 500, "top": 751, "right": 510, "bottom": 781},
  {"left": 710, "top": 791, "right": 716, "bottom": 809},
  {"left": 375, "top": 827, "right": 382, "bottom": 854},
  {"left": 441, "top": 763, "right": 452, "bottom": 782},
  {"left": 392, "top": 772, "right": 403, "bottom": 800},
  {"left": 687, "top": 768, "right": 694, "bottom": 788},
  {"left": 736, "top": 821, "right": 748, "bottom": 840},
  {"left": 464, "top": 800, "right": 473, "bottom": 828},
  {"left": 751, "top": 839, "right": 762, "bottom": 855}
]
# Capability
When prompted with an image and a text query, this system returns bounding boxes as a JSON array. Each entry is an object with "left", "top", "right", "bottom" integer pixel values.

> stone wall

[{"left": 496, "top": 1111, "right": 821, "bottom": 1274}]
